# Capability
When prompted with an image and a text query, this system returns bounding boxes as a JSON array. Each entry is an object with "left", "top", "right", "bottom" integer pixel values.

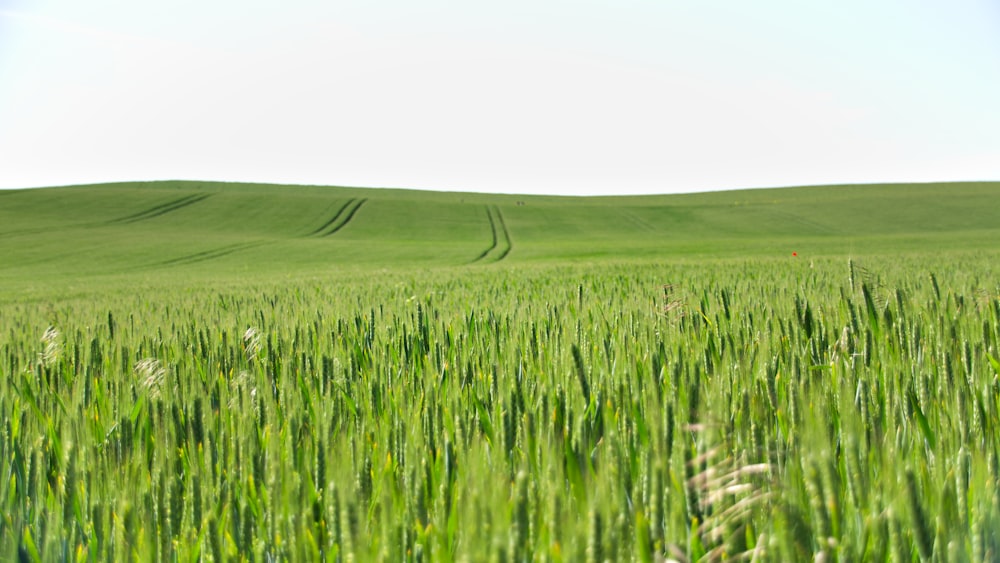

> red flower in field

[{"left": 792, "top": 252, "right": 798, "bottom": 257}]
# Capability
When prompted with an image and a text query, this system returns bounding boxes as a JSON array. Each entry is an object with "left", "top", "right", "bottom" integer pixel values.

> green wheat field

[{"left": 2, "top": 180, "right": 1000, "bottom": 561}]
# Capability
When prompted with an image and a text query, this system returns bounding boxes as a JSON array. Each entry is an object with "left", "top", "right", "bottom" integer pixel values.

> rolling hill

[{"left": 1, "top": 180, "right": 997, "bottom": 290}]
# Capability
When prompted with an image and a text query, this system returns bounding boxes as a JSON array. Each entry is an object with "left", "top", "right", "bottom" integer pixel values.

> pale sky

[{"left": 1, "top": 0, "right": 999, "bottom": 195}]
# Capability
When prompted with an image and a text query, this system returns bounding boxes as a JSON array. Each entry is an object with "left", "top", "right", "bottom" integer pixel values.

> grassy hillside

[{"left": 0, "top": 180, "right": 998, "bottom": 291}]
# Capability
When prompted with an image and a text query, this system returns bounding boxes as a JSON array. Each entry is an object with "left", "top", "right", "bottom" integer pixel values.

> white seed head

[
  {"left": 135, "top": 358, "right": 166, "bottom": 399},
  {"left": 243, "top": 326, "right": 263, "bottom": 362},
  {"left": 39, "top": 326, "right": 62, "bottom": 367}
]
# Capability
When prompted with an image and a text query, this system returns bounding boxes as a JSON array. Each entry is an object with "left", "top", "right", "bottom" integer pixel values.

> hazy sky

[{"left": 2, "top": 0, "right": 999, "bottom": 195}]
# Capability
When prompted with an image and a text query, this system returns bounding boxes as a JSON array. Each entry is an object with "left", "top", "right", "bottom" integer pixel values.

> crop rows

[{"left": 1, "top": 256, "right": 999, "bottom": 561}]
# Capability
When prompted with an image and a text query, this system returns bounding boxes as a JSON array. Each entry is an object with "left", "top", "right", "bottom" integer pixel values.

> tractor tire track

[
  {"left": 2, "top": 195, "right": 210, "bottom": 237},
  {"left": 308, "top": 199, "right": 356, "bottom": 236},
  {"left": 471, "top": 205, "right": 499, "bottom": 262},
  {"left": 109, "top": 193, "right": 213, "bottom": 224},
  {"left": 493, "top": 206, "right": 512, "bottom": 261},
  {"left": 320, "top": 198, "right": 367, "bottom": 237},
  {"left": 150, "top": 241, "right": 268, "bottom": 268},
  {"left": 0, "top": 226, "right": 61, "bottom": 240},
  {"left": 2, "top": 194, "right": 212, "bottom": 238},
  {"left": 471, "top": 205, "right": 512, "bottom": 263},
  {"left": 768, "top": 208, "right": 836, "bottom": 235}
]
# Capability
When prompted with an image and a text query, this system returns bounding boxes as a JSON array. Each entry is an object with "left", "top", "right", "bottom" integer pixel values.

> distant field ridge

[{"left": 0, "top": 180, "right": 997, "bottom": 281}]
